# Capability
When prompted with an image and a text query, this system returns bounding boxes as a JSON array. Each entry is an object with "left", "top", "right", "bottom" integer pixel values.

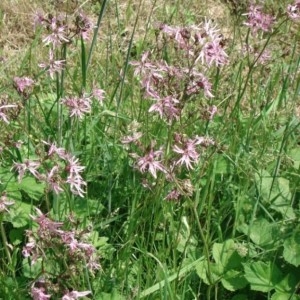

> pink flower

[
  {"left": 255, "top": 48, "right": 272, "bottom": 64},
  {"left": 287, "top": 1, "right": 300, "bottom": 21},
  {"left": 87, "top": 258, "right": 101, "bottom": 271},
  {"left": 149, "top": 96, "right": 180, "bottom": 121},
  {"left": 33, "top": 10, "right": 46, "bottom": 28},
  {"left": 159, "top": 24, "right": 193, "bottom": 51},
  {"left": 198, "top": 40, "right": 228, "bottom": 67},
  {"left": 13, "top": 159, "right": 41, "bottom": 182},
  {"left": 173, "top": 138, "right": 200, "bottom": 170},
  {"left": 201, "top": 19, "right": 220, "bottom": 40},
  {"left": 0, "top": 104, "right": 17, "bottom": 124},
  {"left": 45, "top": 166, "right": 64, "bottom": 194},
  {"left": 133, "top": 148, "right": 166, "bottom": 179},
  {"left": 39, "top": 50, "right": 65, "bottom": 79},
  {"left": 0, "top": 193, "right": 14, "bottom": 212},
  {"left": 195, "top": 136, "right": 215, "bottom": 147},
  {"left": 75, "top": 11, "right": 94, "bottom": 40},
  {"left": 165, "top": 189, "right": 181, "bottom": 201},
  {"left": 62, "top": 290, "right": 91, "bottom": 300},
  {"left": 243, "top": 5, "right": 275, "bottom": 33},
  {"left": 67, "top": 156, "right": 85, "bottom": 175},
  {"left": 57, "top": 230, "right": 75, "bottom": 245},
  {"left": 61, "top": 95, "right": 92, "bottom": 119},
  {"left": 92, "top": 88, "right": 105, "bottom": 105},
  {"left": 185, "top": 70, "right": 213, "bottom": 98},
  {"left": 13, "top": 76, "right": 34, "bottom": 93},
  {"left": 31, "top": 286, "right": 51, "bottom": 300},
  {"left": 66, "top": 174, "right": 86, "bottom": 197},
  {"left": 121, "top": 132, "right": 142, "bottom": 144},
  {"left": 43, "top": 141, "right": 68, "bottom": 160},
  {"left": 65, "top": 156, "right": 86, "bottom": 197},
  {"left": 22, "top": 239, "right": 35, "bottom": 258},
  {"left": 130, "top": 51, "right": 157, "bottom": 77},
  {"left": 31, "top": 208, "right": 64, "bottom": 234},
  {"left": 202, "top": 105, "right": 218, "bottom": 120},
  {"left": 43, "top": 16, "right": 69, "bottom": 47}
]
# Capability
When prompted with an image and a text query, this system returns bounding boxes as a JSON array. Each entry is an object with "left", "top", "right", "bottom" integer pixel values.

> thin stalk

[
  {"left": 192, "top": 203, "right": 213, "bottom": 298},
  {"left": 86, "top": 0, "right": 109, "bottom": 70},
  {"left": 0, "top": 217, "right": 12, "bottom": 266}
]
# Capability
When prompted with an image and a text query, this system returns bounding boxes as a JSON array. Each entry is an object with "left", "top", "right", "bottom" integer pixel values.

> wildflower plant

[
  {"left": 23, "top": 208, "right": 99, "bottom": 299},
  {"left": 0, "top": 0, "right": 300, "bottom": 299},
  {"left": 126, "top": 20, "right": 226, "bottom": 200},
  {"left": 0, "top": 2, "right": 107, "bottom": 299}
]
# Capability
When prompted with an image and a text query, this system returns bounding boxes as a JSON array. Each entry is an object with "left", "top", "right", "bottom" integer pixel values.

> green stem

[
  {"left": 0, "top": 217, "right": 12, "bottom": 265},
  {"left": 191, "top": 203, "right": 212, "bottom": 288}
]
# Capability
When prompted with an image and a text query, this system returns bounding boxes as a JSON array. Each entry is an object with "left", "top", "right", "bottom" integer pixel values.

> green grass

[{"left": 0, "top": 0, "right": 300, "bottom": 299}]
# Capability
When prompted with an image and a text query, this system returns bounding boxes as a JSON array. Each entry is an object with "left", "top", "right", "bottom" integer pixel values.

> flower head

[
  {"left": 14, "top": 76, "right": 34, "bottom": 93},
  {"left": 173, "top": 138, "right": 200, "bottom": 170},
  {"left": 39, "top": 50, "right": 65, "bottom": 79},
  {"left": 287, "top": 0, "right": 300, "bottom": 21},
  {"left": 13, "top": 159, "right": 41, "bottom": 182},
  {"left": 43, "top": 16, "right": 69, "bottom": 47},
  {"left": 92, "top": 88, "right": 105, "bottom": 105},
  {"left": 62, "top": 290, "right": 91, "bottom": 300},
  {"left": 75, "top": 11, "right": 94, "bottom": 40},
  {"left": 133, "top": 148, "right": 166, "bottom": 179},
  {"left": 243, "top": 5, "right": 275, "bottom": 34},
  {"left": 31, "top": 286, "right": 51, "bottom": 300},
  {"left": 61, "top": 95, "right": 92, "bottom": 119},
  {"left": 0, "top": 193, "right": 14, "bottom": 213},
  {"left": 149, "top": 96, "right": 181, "bottom": 122}
]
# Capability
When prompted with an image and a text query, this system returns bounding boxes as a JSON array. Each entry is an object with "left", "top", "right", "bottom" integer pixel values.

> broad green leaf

[
  {"left": 271, "top": 292, "right": 300, "bottom": 300},
  {"left": 288, "top": 147, "right": 300, "bottom": 169},
  {"left": 243, "top": 261, "right": 282, "bottom": 292},
  {"left": 195, "top": 260, "right": 220, "bottom": 285},
  {"left": 283, "top": 233, "right": 300, "bottom": 267},
  {"left": 212, "top": 239, "right": 243, "bottom": 271},
  {"left": 215, "top": 155, "right": 233, "bottom": 174},
  {"left": 249, "top": 218, "right": 279, "bottom": 247},
  {"left": 4, "top": 202, "right": 32, "bottom": 227},
  {"left": 275, "top": 272, "right": 299, "bottom": 294},
  {"left": 221, "top": 269, "right": 248, "bottom": 291},
  {"left": 270, "top": 178, "right": 294, "bottom": 219},
  {"left": 255, "top": 170, "right": 273, "bottom": 201},
  {"left": 22, "top": 258, "right": 42, "bottom": 279},
  {"left": 255, "top": 171, "right": 294, "bottom": 218},
  {"left": 73, "top": 198, "right": 104, "bottom": 218},
  {"left": 9, "top": 228, "right": 24, "bottom": 245},
  {"left": 18, "top": 177, "right": 45, "bottom": 201}
]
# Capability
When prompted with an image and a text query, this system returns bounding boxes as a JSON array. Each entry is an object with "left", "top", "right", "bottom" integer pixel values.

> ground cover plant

[{"left": 0, "top": 0, "right": 300, "bottom": 299}]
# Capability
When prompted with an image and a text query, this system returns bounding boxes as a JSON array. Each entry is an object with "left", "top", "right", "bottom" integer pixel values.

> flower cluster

[
  {"left": 243, "top": 5, "right": 275, "bottom": 34},
  {"left": 13, "top": 142, "right": 86, "bottom": 197},
  {"left": 24, "top": 208, "right": 98, "bottom": 299},
  {"left": 130, "top": 21, "right": 227, "bottom": 125},
  {"left": 34, "top": 10, "right": 94, "bottom": 79},
  {"left": 61, "top": 88, "right": 105, "bottom": 119},
  {"left": 124, "top": 22, "right": 225, "bottom": 200},
  {"left": 127, "top": 134, "right": 215, "bottom": 200},
  {"left": 159, "top": 21, "right": 228, "bottom": 67},
  {"left": 13, "top": 76, "right": 35, "bottom": 95}
]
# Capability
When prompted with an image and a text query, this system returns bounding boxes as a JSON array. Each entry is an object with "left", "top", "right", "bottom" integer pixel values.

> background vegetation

[{"left": 0, "top": 0, "right": 299, "bottom": 299}]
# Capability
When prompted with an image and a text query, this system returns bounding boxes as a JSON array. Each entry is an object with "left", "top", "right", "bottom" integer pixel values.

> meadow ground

[{"left": 0, "top": 0, "right": 300, "bottom": 299}]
